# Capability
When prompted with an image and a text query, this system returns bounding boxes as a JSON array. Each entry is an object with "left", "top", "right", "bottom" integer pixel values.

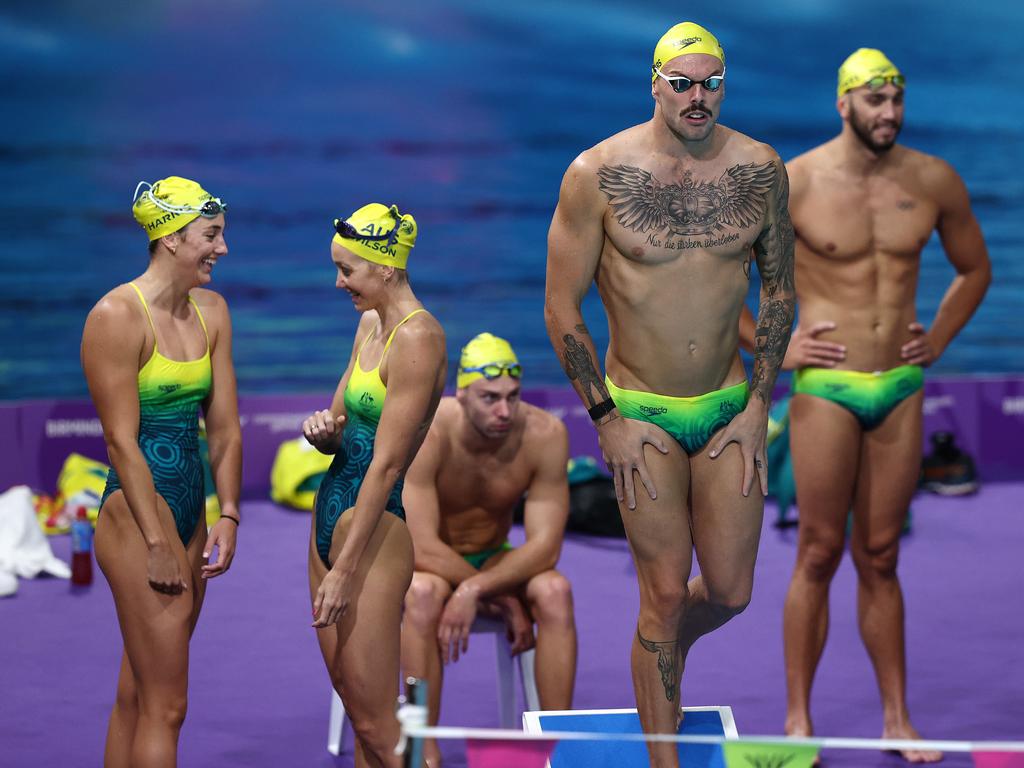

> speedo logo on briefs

[
  {"left": 638, "top": 405, "right": 668, "bottom": 416},
  {"left": 825, "top": 383, "right": 848, "bottom": 393},
  {"left": 359, "top": 392, "right": 374, "bottom": 406},
  {"left": 159, "top": 384, "right": 181, "bottom": 394}
]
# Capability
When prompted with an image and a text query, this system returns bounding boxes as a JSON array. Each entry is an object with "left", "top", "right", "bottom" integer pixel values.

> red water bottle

[{"left": 70, "top": 506, "right": 93, "bottom": 586}]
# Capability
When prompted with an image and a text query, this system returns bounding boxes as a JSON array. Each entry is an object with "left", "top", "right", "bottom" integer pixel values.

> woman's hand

[
  {"left": 201, "top": 513, "right": 238, "bottom": 579},
  {"left": 312, "top": 568, "right": 355, "bottom": 628},
  {"left": 303, "top": 409, "right": 344, "bottom": 453},
  {"left": 147, "top": 542, "right": 188, "bottom": 595}
]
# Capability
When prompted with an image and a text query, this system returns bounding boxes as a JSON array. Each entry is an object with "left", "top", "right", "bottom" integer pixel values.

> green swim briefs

[
  {"left": 462, "top": 541, "right": 513, "bottom": 570},
  {"left": 792, "top": 365, "right": 923, "bottom": 430},
  {"left": 605, "top": 376, "right": 750, "bottom": 455}
]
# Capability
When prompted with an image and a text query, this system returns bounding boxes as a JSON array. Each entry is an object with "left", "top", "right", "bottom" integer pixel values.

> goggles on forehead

[
  {"left": 653, "top": 66, "right": 725, "bottom": 93},
  {"left": 334, "top": 207, "right": 401, "bottom": 247},
  {"left": 460, "top": 362, "right": 523, "bottom": 380},
  {"left": 861, "top": 73, "right": 906, "bottom": 91},
  {"left": 133, "top": 182, "right": 227, "bottom": 217}
]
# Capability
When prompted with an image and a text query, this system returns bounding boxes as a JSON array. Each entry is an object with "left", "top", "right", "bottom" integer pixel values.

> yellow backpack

[{"left": 270, "top": 437, "right": 333, "bottom": 510}]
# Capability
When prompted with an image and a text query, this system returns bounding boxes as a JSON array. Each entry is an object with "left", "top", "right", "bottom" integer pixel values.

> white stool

[{"left": 327, "top": 615, "right": 540, "bottom": 755}]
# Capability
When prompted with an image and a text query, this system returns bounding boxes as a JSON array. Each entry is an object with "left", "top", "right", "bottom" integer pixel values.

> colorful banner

[
  {"left": 721, "top": 740, "right": 820, "bottom": 768},
  {"left": 974, "top": 752, "right": 1024, "bottom": 768},
  {"left": 1, "top": 376, "right": 1022, "bottom": 498},
  {"left": 465, "top": 738, "right": 557, "bottom": 768}
]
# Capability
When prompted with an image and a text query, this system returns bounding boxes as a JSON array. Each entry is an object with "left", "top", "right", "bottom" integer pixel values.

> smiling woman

[
  {"left": 301, "top": 201, "right": 447, "bottom": 767},
  {"left": 80, "top": 175, "right": 242, "bottom": 767}
]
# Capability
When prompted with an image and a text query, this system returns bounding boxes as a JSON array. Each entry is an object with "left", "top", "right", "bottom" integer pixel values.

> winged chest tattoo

[{"left": 598, "top": 161, "right": 776, "bottom": 250}]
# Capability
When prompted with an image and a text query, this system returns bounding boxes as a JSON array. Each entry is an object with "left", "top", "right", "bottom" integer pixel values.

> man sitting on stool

[{"left": 402, "top": 333, "right": 577, "bottom": 766}]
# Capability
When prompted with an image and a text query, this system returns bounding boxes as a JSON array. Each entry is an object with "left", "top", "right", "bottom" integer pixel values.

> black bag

[{"left": 567, "top": 477, "right": 625, "bottom": 537}]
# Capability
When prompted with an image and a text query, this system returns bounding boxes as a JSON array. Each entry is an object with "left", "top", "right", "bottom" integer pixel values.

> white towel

[{"left": 0, "top": 485, "right": 71, "bottom": 590}]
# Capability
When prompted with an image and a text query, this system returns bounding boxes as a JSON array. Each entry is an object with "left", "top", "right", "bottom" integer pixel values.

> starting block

[{"left": 522, "top": 707, "right": 738, "bottom": 768}]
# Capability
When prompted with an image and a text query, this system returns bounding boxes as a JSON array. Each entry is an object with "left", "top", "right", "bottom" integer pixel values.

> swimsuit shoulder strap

[
  {"left": 188, "top": 295, "right": 211, "bottom": 347},
  {"left": 381, "top": 308, "right": 426, "bottom": 357},
  {"left": 128, "top": 282, "right": 159, "bottom": 352},
  {"left": 354, "top": 320, "right": 379, "bottom": 366}
]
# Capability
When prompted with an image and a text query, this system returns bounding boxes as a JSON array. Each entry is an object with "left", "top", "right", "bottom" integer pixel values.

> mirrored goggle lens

[
  {"left": 479, "top": 363, "right": 522, "bottom": 379},
  {"left": 198, "top": 200, "right": 226, "bottom": 216},
  {"left": 866, "top": 74, "right": 905, "bottom": 91},
  {"left": 668, "top": 75, "right": 723, "bottom": 93}
]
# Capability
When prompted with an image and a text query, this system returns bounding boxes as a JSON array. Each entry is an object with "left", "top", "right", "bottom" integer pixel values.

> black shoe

[{"left": 921, "top": 431, "right": 979, "bottom": 496}]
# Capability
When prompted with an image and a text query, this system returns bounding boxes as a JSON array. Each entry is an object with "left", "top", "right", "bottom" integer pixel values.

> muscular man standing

[
  {"left": 772, "top": 49, "right": 990, "bottom": 762},
  {"left": 544, "top": 22, "right": 794, "bottom": 768},
  {"left": 402, "top": 333, "right": 576, "bottom": 767}
]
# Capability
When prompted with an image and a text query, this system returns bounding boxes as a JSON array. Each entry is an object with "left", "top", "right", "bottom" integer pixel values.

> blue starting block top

[{"left": 523, "top": 707, "right": 738, "bottom": 768}]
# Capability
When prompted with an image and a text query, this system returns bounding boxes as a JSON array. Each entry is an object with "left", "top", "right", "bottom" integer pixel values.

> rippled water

[{"left": 2, "top": 0, "right": 1021, "bottom": 399}]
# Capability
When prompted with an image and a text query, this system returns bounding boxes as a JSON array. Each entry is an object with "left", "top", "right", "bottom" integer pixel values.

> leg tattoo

[{"left": 637, "top": 628, "right": 681, "bottom": 702}]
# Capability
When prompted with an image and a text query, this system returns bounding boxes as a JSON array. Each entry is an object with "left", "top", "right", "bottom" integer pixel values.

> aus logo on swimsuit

[
  {"left": 359, "top": 391, "right": 374, "bottom": 406},
  {"left": 598, "top": 162, "right": 776, "bottom": 237}
]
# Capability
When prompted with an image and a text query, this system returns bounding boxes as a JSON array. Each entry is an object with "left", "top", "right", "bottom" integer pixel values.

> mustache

[{"left": 683, "top": 103, "right": 711, "bottom": 116}]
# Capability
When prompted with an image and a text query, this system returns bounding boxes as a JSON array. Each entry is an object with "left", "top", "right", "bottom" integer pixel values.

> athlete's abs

[
  {"left": 792, "top": 173, "right": 939, "bottom": 372},
  {"left": 599, "top": 213, "right": 756, "bottom": 397}
]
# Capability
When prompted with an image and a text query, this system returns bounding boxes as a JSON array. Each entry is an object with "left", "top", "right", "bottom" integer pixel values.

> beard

[{"left": 849, "top": 102, "right": 902, "bottom": 153}]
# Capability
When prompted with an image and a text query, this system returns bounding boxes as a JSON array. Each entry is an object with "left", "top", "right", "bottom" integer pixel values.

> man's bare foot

[
  {"left": 883, "top": 722, "right": 942, "bottom": 763},
  {"left": 785, "top": 716, "right": 820, "bottom": 766}
]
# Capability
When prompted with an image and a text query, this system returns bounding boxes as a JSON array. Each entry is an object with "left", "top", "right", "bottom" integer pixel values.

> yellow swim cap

[
  {"left": 652, "top": 22, "right": 725, "bottom": 83},
  {"left": 132, "top": 176, "right": 225, "bottom": 241},
  {"left": 332, "top": 203, "right": 417, "bottom": 270},
  {"left": 837, "top": 48, "right": 903, "bottom": 97},
  {"left": 457, "top": 333, "right": 520, "bottom": 389}
]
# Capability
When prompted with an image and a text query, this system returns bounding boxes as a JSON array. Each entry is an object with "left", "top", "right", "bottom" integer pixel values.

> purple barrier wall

[{"left": 3, "top": 376, "right": 1022, "bottom": 498}]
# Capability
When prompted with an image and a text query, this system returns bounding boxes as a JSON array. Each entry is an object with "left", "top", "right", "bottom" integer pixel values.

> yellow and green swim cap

[
  {"left": 457, "top": 333, "right": 520, "bottom": 389},
  {"left": 132, "top": 176, "right": 225, "bottom": 241},
  {"left": 838, "top": 48, "right": 904, "bottom": 97},
  {"left": 333, "top": 203, "right": 417, "bottom": 269},
  {"left": 652, "top": 22, "right": 724, "bottom": 83}
]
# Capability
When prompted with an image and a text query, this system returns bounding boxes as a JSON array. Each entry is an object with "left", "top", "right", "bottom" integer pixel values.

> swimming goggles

[
  {"left": 862, "top": 74, "right": 906, "bottom": 91},
  {"left": 460, "top": 362, "right": 523, "bottom": 380},
  {"left": 653, "top": 67, "right": 725, "bottom": 93},
  {"left": 133, "top": 182, "right": 227, "bottom": 216},
  {"left": 334, "top": 210, "right": 401, "bottom": 247}
]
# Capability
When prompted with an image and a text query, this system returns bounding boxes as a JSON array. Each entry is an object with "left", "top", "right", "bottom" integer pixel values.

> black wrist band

[
  {"left": 220, "top": 515, "right": 240, "bottom": 526},
  {"left": 588, "top": 398, "right": 616, "bottom": 422}
]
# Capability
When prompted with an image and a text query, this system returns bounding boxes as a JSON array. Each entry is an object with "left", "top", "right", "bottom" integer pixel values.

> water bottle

[{"left": 70, "top": 506, "right": 93, "bottom": 586}]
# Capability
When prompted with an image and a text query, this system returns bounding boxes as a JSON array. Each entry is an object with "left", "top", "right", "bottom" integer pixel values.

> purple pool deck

[{"left": 2, "top": 485, "right": 1022, "bottom": 767}]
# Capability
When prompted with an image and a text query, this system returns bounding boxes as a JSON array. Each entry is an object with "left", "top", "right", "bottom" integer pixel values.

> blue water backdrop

[{"left": 2, "top": 0, "right": 1021, "bottom": 399}]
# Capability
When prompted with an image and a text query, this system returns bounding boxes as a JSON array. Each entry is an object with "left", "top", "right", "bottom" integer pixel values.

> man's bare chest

[
  {"left": 794, "top": 175, "right": 939, "bottom": 260},
  {"left": 597, "top": 160, "right": 775, "bottom": 264},
  {"left": 438, "top": 449, "right": 532, "bottom": 510}
]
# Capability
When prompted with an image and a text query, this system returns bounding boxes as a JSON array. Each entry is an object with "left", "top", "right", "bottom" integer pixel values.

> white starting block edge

[
  {"left": 522, "top": 707, "right": 738, "bottom": 768},
  {"left": 523, "top": 707, "right": 738, "bottom": 739}
]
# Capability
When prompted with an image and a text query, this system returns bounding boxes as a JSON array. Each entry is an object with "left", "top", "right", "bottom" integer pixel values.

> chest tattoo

[{"left": 598, "top": 161, "right": 776, "bottom": 247}]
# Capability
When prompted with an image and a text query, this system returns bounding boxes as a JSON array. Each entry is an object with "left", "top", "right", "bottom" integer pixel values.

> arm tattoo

[
  {"left": 560, "top": 333, "right": 610, "bottom": 407},
  {"left": 637, "top": 628, "right": 681, "bottom": 702},
  {"left": 750, "top": 161, "right": 796, "bottom": 405}
]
